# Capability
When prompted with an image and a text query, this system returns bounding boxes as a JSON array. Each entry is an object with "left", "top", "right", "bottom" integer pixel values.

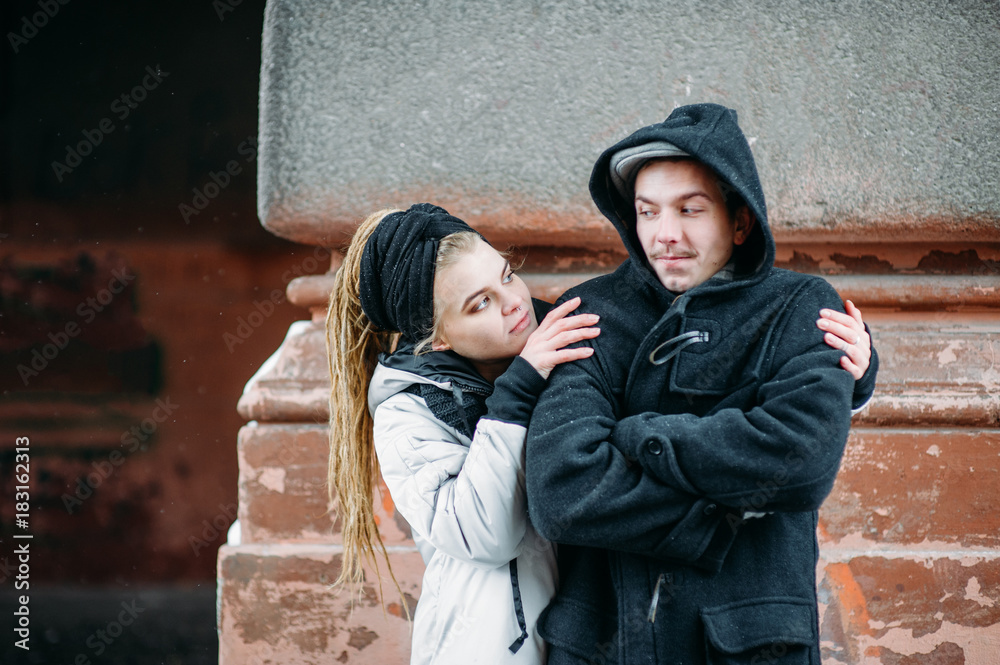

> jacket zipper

[{"left": 647, "top": 573, "right": 668, "bottom": 623}]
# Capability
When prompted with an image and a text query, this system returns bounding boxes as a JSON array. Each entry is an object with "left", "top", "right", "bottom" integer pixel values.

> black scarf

[{"left": 358, "top": 203, "right": 479, "bottom": 342}]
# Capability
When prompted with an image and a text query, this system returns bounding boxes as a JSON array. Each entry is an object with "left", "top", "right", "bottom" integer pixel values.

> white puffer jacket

[{"left": 369, "top": 353, "right": 557, "bottom": 665}]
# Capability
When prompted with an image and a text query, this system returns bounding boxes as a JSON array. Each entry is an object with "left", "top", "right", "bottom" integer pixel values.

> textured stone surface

[
  {"left": 237, "top": 425, "right": 1000, "bottom": 552},
  {"left": 237, "top": 320, "right": 330, "bottom": 422},
  {"left": 860, "top": 313, "right": 1000, "bottom": 427},
  {"left": 258, "top": 0, "right": 1000, "bottom": 247},
  {"left": 237, "top": 424, "right": 333, "bottom": 543},
  {"left": 217, "top": 544, "right": 422, "bottom": 665},
  {"left": 821, "top": 429, "right": 1000, "bottom": 550},
  {"left": 235, "top": 291, "right": 1000, "bottom": 427},
  {"left": 237, "top": 423, "right": 414, "bottom": 545},
  {"left": 817, "top": 556, "right": 1000, "bottom": 664}
]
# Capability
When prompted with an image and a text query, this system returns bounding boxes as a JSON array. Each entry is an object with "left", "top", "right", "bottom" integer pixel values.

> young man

[{"left": 525, "top": 104, "right": 878, "bottom": 664}]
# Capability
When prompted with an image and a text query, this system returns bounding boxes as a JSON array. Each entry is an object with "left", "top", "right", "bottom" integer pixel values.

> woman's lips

[{"left": 510, "top": 311, "right": 531, "bottom": 334}]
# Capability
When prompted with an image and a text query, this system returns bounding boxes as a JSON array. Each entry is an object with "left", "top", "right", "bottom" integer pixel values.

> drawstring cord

[
  {"left": 507, "top": 559, "right": 529, "bottom": 653},
  {"left": 648, "top": 330, "right": 709, "bottom": 366}
]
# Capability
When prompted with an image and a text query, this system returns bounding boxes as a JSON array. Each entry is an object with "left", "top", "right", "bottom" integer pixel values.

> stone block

[
  {"left": 821, "top": 429, "right": 1000, "bottom": 549},
  {"left": 859, "top": 313, "right": 1000, "bottom": 427},
  {"left": 218, "top": 543, "right": 422, "bottom": 665},
  {"left": 817, "top": 554, "right": 1000, "bottom": 663},
  {"left": 258, "top": 0, "right": 1000, "bottom": 248},
  {"left": 239, "top": 274, "right": 999, "bottom": 428},
  {"left": 237, "top": 319, "right": 329, "bottom": 423},
  {"left": 237, "top": 423, "right": 413, "bottom": 546}
]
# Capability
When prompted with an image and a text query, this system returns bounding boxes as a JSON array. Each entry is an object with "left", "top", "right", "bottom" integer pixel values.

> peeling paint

[
  {"left": 917, "top": 249, "right": 999, "bottom": 274},
  {"left": 218, "top": 545, "right": 423, "bottom": 664},
  {"left": 257, "top": 467, "right": 287, "bottom": 494},
  {"left": 936, "top": 341, "right": 962, "bottom": 366},
  {"left": 964, "top": 577, "right": 996, "bottom": 608},
  {"left": 347, "top": 627, "right": 378, "bottom": 650},
  {"left": 829, "top": 252, "right": 895, "bottom": 274},
  {"left": 855, "top": 620, "right": 1000, "bottom": 662},
  {"left": 820, "top": 532, "right": 1000, "bottom": 560}
]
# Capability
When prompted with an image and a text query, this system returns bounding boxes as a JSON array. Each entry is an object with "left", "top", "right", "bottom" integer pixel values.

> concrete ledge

[
  {"left": 236, "top": 320, "right": 329, "bottom": 422},
  {"left": 523, "top": 274, "right": 1000, "bottom": 310},
  {"left": 278, "top": 268, "right": 1000, "bottom": 314},
  {"left": 236, "top": 303, "right": 999, "bottom": 426}
]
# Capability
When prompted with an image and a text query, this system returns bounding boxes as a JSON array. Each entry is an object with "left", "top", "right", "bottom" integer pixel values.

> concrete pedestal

[{"left": 218, "top": 0, "right": 1000, "bottom": 661}]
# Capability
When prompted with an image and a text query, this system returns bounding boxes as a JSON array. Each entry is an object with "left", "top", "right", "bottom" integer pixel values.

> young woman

[{"left": 325, "top": 203, "right": 872, "bottom": 664}]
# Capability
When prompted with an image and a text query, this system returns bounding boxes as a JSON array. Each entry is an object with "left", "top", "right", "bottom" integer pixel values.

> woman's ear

[
  {"left": 431, "top": 338, "right": 451, "bottom": 352},
  {"left": 733, "top": 207, "right": 755, "bottom": 246}
]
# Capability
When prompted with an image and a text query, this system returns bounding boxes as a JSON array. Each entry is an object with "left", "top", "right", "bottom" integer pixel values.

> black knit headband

[{"left": 358, "top": 203, "right": 479, "bottom": 343}]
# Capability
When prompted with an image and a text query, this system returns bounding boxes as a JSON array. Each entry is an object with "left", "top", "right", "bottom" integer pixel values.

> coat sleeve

[
  {"left": 525, "top": 338, "right": 741, "bottom": 571},
  {"left": 373, "top": 357, "right": 544, "bottom": 569},
  {"left": 610, "top": 280, "right": 857, "bottom": 513}
]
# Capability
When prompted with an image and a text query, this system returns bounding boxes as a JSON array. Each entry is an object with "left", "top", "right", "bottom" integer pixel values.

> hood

[
  {"left": 368, "top": 363, "right": 451, "bottom": 416},
  {"left": 589, "top": 103, "right": 774, "bottom": 295},
  {"left": 368, "top": 340, "right": 493, "bottom": 415}
]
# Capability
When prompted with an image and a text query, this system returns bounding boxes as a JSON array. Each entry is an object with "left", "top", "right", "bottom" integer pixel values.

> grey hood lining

[{"left": 609, "top": 140, "right": 690, "bottom": 200}]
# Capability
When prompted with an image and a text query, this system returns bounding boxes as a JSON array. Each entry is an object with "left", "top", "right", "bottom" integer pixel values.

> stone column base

[{"left": 218, "top": 543, "right": 423, "bottom": 664}]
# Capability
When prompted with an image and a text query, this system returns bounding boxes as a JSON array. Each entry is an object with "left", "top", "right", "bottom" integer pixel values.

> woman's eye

[
  {"left": 502, "top": 271, "right": 514, "bottom": 284},
  {"left": 473, "top": 296, "right": 489, "bottom": 312}
]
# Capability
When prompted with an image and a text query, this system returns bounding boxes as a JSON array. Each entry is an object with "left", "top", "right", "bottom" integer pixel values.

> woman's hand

[
  {"left": 519, "top": 297, "right": 601, "bottom": 380},
  {"left": 817, "top": 299, "right": 871, "bottom": 380}
]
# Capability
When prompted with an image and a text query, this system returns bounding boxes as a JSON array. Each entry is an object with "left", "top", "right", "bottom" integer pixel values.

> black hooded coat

[{"left": 525, "top": 104, "right": 877, "bottom": 665}]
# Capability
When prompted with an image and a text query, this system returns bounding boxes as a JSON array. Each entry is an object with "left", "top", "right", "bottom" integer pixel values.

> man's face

[{"left": 633, "top": 159, "right": 752, "bottom": 293}]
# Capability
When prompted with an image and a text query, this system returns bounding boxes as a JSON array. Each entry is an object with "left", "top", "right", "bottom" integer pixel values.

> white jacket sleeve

[{"left": 373, "top": 357, "right": 546, "bottom": 569}]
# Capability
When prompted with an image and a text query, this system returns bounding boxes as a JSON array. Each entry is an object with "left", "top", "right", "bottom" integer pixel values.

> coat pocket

[
  {"left": 701, "top": 597, "right": 815, "bottom": 665},
  {"left": 536, "top": 597, "right": 617, "bottom": 663}
]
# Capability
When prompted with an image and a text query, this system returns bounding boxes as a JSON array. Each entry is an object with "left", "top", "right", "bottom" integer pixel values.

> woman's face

[{"left": 431, "top": 238, "right": 537, "bottom": 376}]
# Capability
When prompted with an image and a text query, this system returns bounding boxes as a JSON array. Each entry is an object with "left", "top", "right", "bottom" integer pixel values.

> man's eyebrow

[
  {"left": 460, "top": 261, "right": 509, "bottom": 309},
  {"left": 635, "top": 190, "right": 714, "bottom": 205}
]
